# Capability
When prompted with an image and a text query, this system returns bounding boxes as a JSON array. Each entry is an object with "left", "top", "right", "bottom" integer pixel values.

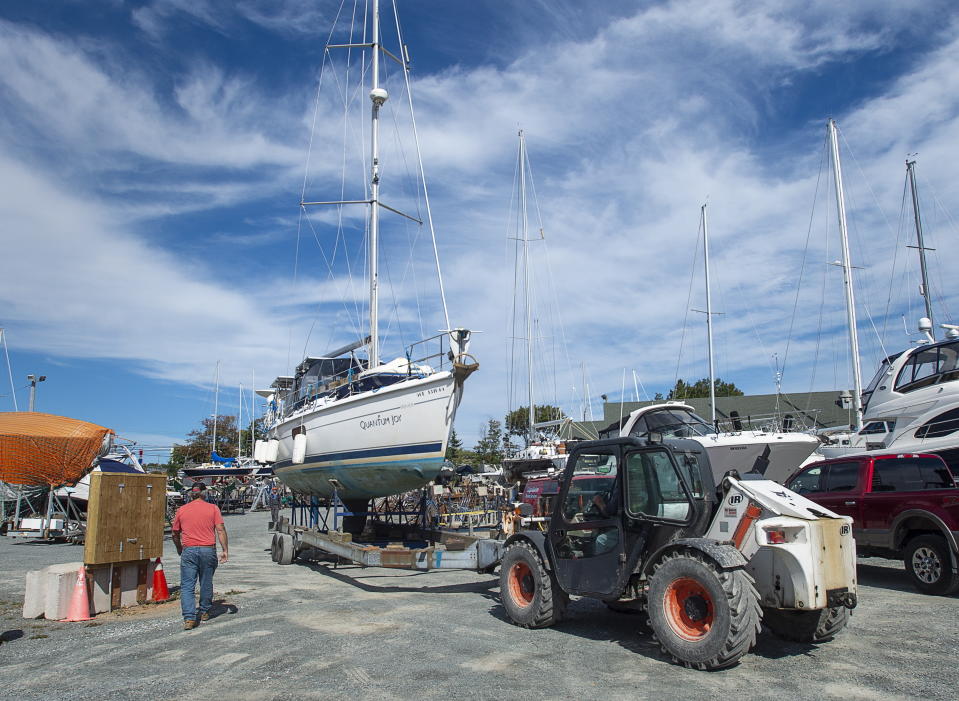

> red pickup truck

[{"left": 786, "top": 453, "right": 959, "bottom": 595}]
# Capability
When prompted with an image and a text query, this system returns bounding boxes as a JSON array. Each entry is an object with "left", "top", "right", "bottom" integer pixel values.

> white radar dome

[
  {"left": 918, "top": 317, "right": 933, "bottom": 332},
  {"left": 370, "top": 88, "right": 389, "bottom": 105}
]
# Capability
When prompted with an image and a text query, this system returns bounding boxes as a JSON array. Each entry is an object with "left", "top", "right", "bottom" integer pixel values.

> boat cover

[{"left": 0, "top": 412, "right": 113, "bottom": 486}]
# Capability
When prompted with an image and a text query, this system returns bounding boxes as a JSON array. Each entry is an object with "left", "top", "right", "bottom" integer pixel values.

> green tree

[
  {"left": 446, "top": 429, "right": 464, "bottom": 463},
  {"left": 170, "top": 414, "right": 266, "bottom": 467},
  {"left": 667, "top": 378, "right": 744, "bottom": 400},
  {"left": 474, "top": 418, "right": 504, "bottom": 465},
  {"left": 505, "top": 404, "right": 566, "bottom": 440}
]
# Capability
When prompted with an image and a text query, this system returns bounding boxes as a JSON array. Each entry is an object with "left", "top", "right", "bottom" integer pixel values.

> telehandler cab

[{"left": 499, "top": 437, "right": 858, "bottom": 670}]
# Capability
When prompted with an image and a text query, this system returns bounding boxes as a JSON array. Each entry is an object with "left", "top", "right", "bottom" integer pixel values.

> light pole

[{"left": 27, "top": 374, "right": 46, "bottom": 412}]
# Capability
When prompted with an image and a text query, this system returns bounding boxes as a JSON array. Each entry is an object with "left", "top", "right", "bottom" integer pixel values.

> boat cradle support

[{"left": 279, "top": 522, "right": 504, "bottom": 572}]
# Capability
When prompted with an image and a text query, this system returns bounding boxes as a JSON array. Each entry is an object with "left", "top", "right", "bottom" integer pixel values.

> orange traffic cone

[
  {"left": 61, "top": 565, "right": 92, "bottom": 622},
  {"left": 151, "top": 558, "right": 170, "bottom": 602}
]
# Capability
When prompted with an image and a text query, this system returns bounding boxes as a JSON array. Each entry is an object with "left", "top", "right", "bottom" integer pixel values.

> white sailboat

[
  {"left": 605, "top": 203, "right": 819, "bottom": 484},
  {"left": 501, "top": 131, "right": 570, "bottom": 480},
  {"left": 255, "top": 0, "right": 477, "bottom": 521}
]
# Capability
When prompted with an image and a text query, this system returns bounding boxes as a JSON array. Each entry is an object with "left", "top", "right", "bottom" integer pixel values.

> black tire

[
  {"left": 762, "top": 606, "right": 849, "bottom": 643},
  {"left": 904, "top": 535, "right": 959, "bottom": 595},
  {"left": 499, "top": 541, "right": 568, "bottom": 628},
  {"left": 276, "top": 533, "right": 294, "bottom": 565},
  {"left": 647, "top": 550, "right": 761, "bottom": 670},
  {"left": 270, "top": 534, "right": 279, "bottom": 562}
]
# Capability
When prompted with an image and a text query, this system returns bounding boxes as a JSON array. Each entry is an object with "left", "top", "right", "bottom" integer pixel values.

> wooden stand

[{"left": 84, "top": 472, "right": 166, "bottom": 612}]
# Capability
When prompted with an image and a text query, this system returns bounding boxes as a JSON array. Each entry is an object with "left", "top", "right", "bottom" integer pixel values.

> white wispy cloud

[{"left": 3, "top": 1, "right": 959, "bottom": 445}]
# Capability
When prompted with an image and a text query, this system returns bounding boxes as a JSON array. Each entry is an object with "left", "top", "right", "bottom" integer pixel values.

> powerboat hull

[{"left": 692, "top": 432, "right": 821, "bottom": 483}]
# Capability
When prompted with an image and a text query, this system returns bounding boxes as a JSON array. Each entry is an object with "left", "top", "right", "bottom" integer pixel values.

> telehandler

[{"left": 499, "top": 436, "right": 858, "bottom": 669}]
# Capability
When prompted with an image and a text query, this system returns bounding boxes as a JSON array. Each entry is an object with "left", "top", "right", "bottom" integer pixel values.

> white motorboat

[
  {"left": 819, "top": 324, "right": 959, "bottom": 470},
  {"left": 601, "top": 402, "right": 820, "bottom": 484}
]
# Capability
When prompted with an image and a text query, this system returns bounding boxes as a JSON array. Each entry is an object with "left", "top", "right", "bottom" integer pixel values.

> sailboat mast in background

[
  {"left": 906, "top": 158, "right": 935, "bottom": 337},
  {"left": 702, "top": 203, "right": 716, "bottom": 426},
  {"left": 827, "top": 118, "right": 863, "bottom": 431}
]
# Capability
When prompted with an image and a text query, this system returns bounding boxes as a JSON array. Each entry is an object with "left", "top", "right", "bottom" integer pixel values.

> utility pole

[{"left": 27, "top": 373, "right": 46, "bottom": 412}]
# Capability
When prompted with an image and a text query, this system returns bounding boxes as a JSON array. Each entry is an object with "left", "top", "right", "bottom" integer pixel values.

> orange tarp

[{"left": 0, "top": 412, "right": 113, "bottom": 487}]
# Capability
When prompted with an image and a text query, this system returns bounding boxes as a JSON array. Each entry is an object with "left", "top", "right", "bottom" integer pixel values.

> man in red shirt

[{"left": 172, "top": 483, "right": 229, "bottom": 630}]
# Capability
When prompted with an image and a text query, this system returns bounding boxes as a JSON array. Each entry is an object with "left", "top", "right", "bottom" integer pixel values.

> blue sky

[{"left": 3, "top": 0, "right": 959, "bottom": 455}]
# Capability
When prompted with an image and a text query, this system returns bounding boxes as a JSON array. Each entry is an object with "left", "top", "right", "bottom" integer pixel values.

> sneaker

[
  {"left": 183, "top": 620, "right": 198, "bottom": 631},
  {"left": 200, "top": 612, "right": 210, "bottom": 622}
]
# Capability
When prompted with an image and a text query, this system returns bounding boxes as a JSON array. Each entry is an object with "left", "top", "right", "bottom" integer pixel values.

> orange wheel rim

[
  {"left": 663, "top": 576, "right": 714, "bottom": 640},
  {"left": 508, "top": 561, "right": 535, "bottom": 607}
]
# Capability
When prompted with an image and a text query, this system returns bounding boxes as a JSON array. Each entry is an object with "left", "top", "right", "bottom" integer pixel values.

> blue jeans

[{"left": 180, "top": 547, "right": 218, "bottom": 621}]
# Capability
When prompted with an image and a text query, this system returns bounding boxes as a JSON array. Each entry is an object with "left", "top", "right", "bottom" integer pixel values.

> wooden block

[
  {"left": 110, "top": 565, "right": 122, "bottom": 610},
  {"left": 136, "top": 560, "right": 148, "bottom": 604}
]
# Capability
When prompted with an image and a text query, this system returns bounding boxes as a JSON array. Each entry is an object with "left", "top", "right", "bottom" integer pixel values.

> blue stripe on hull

[
  {"left": 275, "top": 456, "right": 445, "bottom": 500},
  {"left": 290, "top": 441, "right": 443, "bottom": 468}
]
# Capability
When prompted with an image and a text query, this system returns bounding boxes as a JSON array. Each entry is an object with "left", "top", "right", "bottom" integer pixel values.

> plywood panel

[{"left": 84, "top": 472, "right": 166, "bottom": 565}]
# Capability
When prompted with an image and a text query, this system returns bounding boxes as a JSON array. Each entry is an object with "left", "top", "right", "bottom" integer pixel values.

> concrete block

[
  {"left": 119, "top": 562, "right": 135, "bottom": 607},
  {"left": 22, "top": 569, "right": 46, "bottom": 618},
  {"left": 44, "top": 562, "right": 82, "bottom": 621},
  {"left": 89, "top": 565, "right": 112, "bottom": 614}
]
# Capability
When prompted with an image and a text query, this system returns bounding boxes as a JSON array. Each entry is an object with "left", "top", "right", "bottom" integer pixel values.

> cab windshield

[
  {"left": 862, "top": 356, "right": 896, "bottom": 411},
  {"left": 630, "top": 409, "right": 714, "bottom": 439}
]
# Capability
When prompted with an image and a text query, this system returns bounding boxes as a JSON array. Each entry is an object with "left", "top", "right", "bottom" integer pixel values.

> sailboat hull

[{"left": 271, "top": 371, "right": 460, "bottom": 500}]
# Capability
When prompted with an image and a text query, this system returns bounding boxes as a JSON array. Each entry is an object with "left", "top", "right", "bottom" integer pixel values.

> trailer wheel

[
  {"left": 647, "top": 550, "right": 760, "bottom": 670},
  {"left": 762, "top": 606, "right": 849, "bottom": 643},
  {"left": 499, "top": 541, "right": 567, "bottom": 628},
  {"left": 276, "top": 533, "right": 294, "bottom": 565},
  {"left": 904, "top": 535, "right": 959, "bottom": 596}
]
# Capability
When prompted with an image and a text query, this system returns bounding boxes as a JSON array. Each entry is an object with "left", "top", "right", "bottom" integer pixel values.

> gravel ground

[{"left": 1, "top": 509, "right": 957, "bottom": 700}]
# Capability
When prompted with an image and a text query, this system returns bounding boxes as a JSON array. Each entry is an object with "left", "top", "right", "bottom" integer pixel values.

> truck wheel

[
  {"left": 904, "top": 535, "right": 959, "bottom": 595},
  {"left": 499, "top": 541, "right": 568, "bottom": 628},
  {"left": 647, "top": 550, "right": 761, "bottom": 670},
  {"left": 276, "top": 533, "right": 294, "bottom": 565},
  {"left": 270, "top": 534, "right": 279, "bottom": 562},
  {"left": 762, "top": 606, "right": 849, "bottom": 643}
]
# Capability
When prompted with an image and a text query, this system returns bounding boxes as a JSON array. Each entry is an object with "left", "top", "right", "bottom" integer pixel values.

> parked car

[{"left": 786, "top": 453, "right": 959, "bottom": 595}]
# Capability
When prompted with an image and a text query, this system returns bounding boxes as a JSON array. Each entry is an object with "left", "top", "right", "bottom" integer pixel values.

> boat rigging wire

[
  {"left": 1, "top": 329, "right": 17, "bottom": 410},
  {"left": 782, "top": 132, "right": 826, "bottom": 387},
  {"left": 920, "top": 177, "right": 957, "bottom": 324},
  {"left": 392, "top": 0, "right": 451, "bottom": 333},
  {"left": 673, "top": 211, "right": 702, "bottom": 391},
  {"left": 880, "top": 176, "right": 911, "bottom": 342}
]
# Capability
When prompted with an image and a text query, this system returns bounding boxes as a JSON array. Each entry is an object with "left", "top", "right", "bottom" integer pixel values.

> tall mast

[
  {"left": 702, "top": 203, "right": 716, "bottom": 426},
  {"left": 212, "top": 360, "right": 220, "bottom": 458},
  {"left": 906, "top": 159, "right": 935, "bottom": 337},
  {"left": 828, "top": 119, "right": 863, "bottom": 431},
  {"left": 368, "top": 0, "right": 386, "bottom": 368},
  {"left": 519, "top": 130, "right": 535, "bottom": 444},
  {"left": 238, "top": 384, "right": 243, "bottom": 459}
]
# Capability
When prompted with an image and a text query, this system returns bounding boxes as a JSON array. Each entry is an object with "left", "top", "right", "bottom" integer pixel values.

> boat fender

[
  {"left": 266, "top": 439, "right": 280, "bottom": 463},
  {"left": 292, "top": 433, "right": 307, "bottom": 464}
]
